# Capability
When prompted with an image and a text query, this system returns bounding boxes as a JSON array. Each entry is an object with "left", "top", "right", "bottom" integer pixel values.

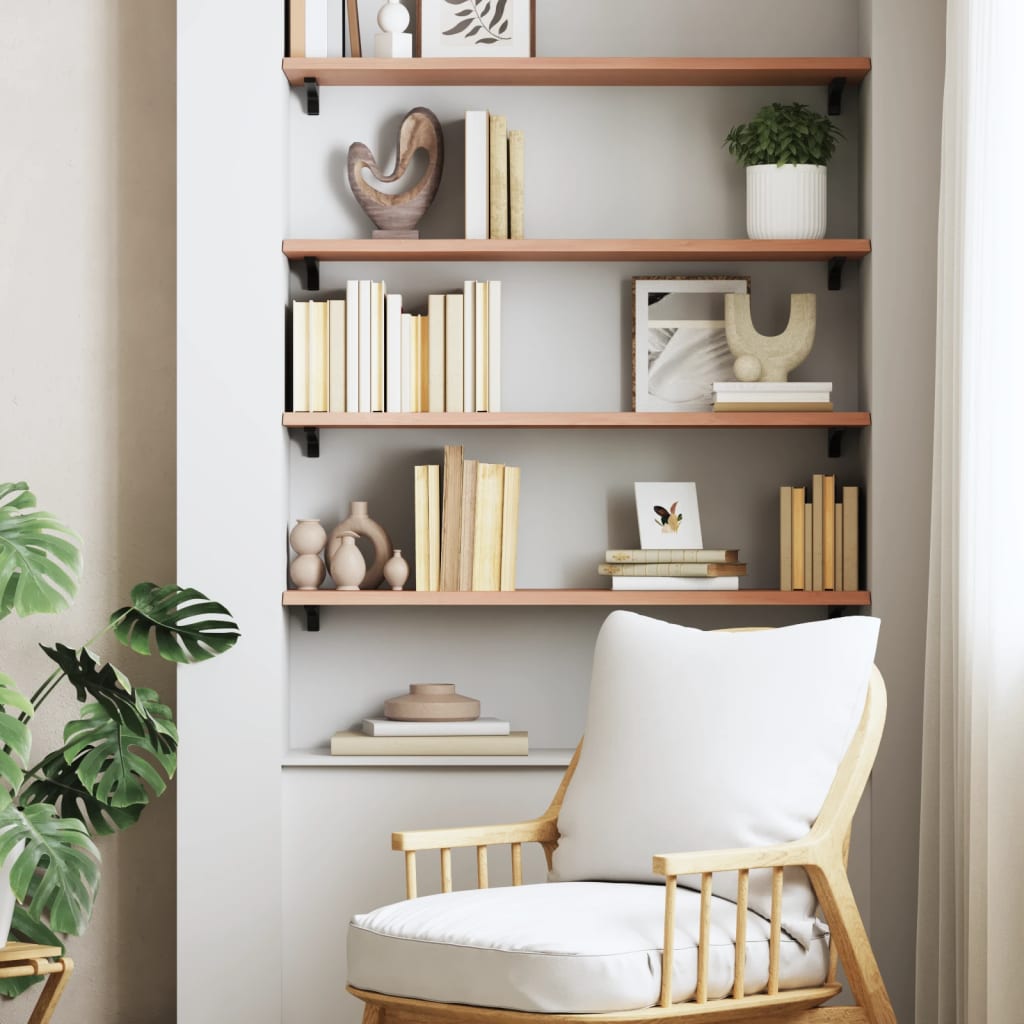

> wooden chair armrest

[
  {"left": 652, "top": 839, "right": 819, "bottom": 877},
  {"left": 392, "top": 818, "right": 558, "bottom": 853}
]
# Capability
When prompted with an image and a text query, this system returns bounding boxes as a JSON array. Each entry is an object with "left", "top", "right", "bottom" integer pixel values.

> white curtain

[{"left": 917, "top": 0, "right": 1024, "bottom": 1021}]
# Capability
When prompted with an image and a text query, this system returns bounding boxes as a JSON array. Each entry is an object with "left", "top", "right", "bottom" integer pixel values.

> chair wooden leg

[
  {"left": 27, "top": 958, "right": 74, "bottom": 1024},
  {"left": 363, "top": 1003, "right": 385, "bottom": 1024}
]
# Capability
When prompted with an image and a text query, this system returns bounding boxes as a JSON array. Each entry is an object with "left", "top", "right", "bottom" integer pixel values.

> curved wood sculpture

[
  {"left": 347, "top": 107, "right": 444, "bottom": 237},
  {"left": 725, "top": 292, "right": 817, "bottom": 382}
]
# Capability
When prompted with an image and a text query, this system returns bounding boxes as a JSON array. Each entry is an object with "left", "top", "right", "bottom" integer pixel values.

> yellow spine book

[
  {"left": 791, "top": 488, "right": 805, "bottom": 591},
  {"left": 428, "top": 464, "right": 441, "bottom": 591},
  {"left": 823, "top": 474, "right": 836, "bottom": 590},
  {"left": 416, "top": 315, "right": 430, "bottom": 413},
  {"left": 488, "top": 115, "right": 509, "bottom": 240},
  {"left": 500, "top": 465, "right": 520, "bottom": 591},
  {"left": 440, "top": 445, "right": 464, "bottom": 592},
  {"left": 474, "top": 281, "right": 488, "bottom": 411},
  {"left": 308, "top": 300, "right": 329, "bottom": 413},
  {"left": 843, "top": 486, "right": 859, "bottom": 590},
  {"left": 414, "top": 466, "right": 429, "bottom": 591},
  {"left": 804, "top": 502, "right": 813, "bottom": 590},
  {"left": 330, "top": 731, "right": 528, "bottom": 756},
  {"left": 328, "top": 299, "right": 346, "bottom": 412},
  {"left": 835, "top": 504, "right": 844, "bottom": 592},
  {"left": 370, "top": 281, "right": 386, "bottom": 413},
  {"left": 779, "top": 486, "right": 793, "bottom": 591},
  {"left": 291, "top": 300, "right": 309, "bottom": 412},
  {"left": 445, "top": 294, "right": 465, "bottom": 412},
  {"left": 472, "top": 463, "right": 505, "bottom": 591},
  {"left": 289, "top": 0, "right": 306, "bottom": 56},
  {"left": 458, "top": 459, "right": 478, "bottom": 591},
  {"left": 509, "top": 129, "right": 525, "bottom": 240},
  {"left": 811, "top": 474, "right": 823, "bottom": 591},
  {"left": 427, "top": 294, "right": 445, "bottom": 412}
]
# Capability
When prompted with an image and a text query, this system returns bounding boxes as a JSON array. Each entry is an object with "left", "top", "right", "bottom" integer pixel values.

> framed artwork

[
  {"left": 632, "top": 277, "right": 750, "bottom": 412},
  {"left": 634, "top": 482, "right": 703, "bottom": 550},
  {"left": 416, "top": 0, "right": 536, "bottom": 57}
]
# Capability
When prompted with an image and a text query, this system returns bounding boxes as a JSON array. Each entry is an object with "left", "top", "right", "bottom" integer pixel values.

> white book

[
  {"left": 291, "top": 300, "right": 309, "bottom": 412},
  {"left": 400, "top": 313, "right": 413, "bottom": 413},
  {"left": 345, "top": 280, "right": 360, "bottom": 413},
  {"left": 713, "top": 381, "right": 833, "bottom": 393},
  {"left": 362, "top": 717, "right": 512, "bottom": 737},
  {"left": 718, "top": 391, "right": 832, "bottom": 403},
  {"left": 487, "top": 281, "right": 501, "bottom": 413},
  {"left": 610, "top": 576, "right": 741, "bottom": 591},
  {"left": 474, "top": 281, "right": 488, "bottom": 411},
  {"left": 326, "top": 0, "right": 346, "bottom": 56},
  {"left": 328, "top": 299, "right": 346, "bottom": 412},
  {"left": 308, "top": 301, "right": 329, "bottom": 412},
  {"left": 358, "top": 280, "right": 372, "bottom": 412},
  {"left": 464, "top": 111, "right": 490, "bottom": 240},
  {"left": 370, "top": 281, "right": 386, "bottom": 413},
  {"left": 427, "top": 294, "right": 446, "bottom": 412},
  {"left": 445, "top": 294, "right": 465, "bottom": 412},
  {"left": 463, "top": 281, "right": 476, "bottom": 412},
  {"left": 385, "top": 293, "right": 403, "bottom": 412},
  {"left": 305, "top": 0, "right": 328, "bottom": 57}
]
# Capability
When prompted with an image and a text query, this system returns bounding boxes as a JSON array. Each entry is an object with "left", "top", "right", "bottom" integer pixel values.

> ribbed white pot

[
  {"left": 746, "top": 164, "right": 827, "bottom": 240},
  {"left": 0, "top": 840, "right": 23, "bottom": 944}
]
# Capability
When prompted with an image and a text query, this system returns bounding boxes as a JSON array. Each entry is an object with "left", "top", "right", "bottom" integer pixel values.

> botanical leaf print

[{"left": 440, "top": 0, "right": 513, "bottom": 43}]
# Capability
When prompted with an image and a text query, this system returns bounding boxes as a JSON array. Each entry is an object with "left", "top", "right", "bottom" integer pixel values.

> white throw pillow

[{"left": 550, "top": 612, "right": 880, "bottom": 944}]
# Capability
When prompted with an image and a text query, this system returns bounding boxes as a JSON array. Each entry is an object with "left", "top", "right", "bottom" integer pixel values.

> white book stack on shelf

[{"left": 712, "top": 381, "right": 833, "bottom": 412}]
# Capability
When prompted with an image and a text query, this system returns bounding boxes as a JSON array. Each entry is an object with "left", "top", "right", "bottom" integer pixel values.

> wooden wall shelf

[
  {"left": 282, "top": 56, "right": 870, "bottom": 89},
  {"left": 282, "top": 748, "right": 576, "bottom": 768}
]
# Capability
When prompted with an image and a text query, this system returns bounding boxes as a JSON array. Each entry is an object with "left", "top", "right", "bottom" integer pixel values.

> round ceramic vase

[
  {"left": 327, "top": 501, "right": 393, "bottom": 589},
  {"left": 746, "top": 164, "right": 827, "bottom": 240},
  {"left": 289, "top": 553, "right": 326, "bottom": 590},
  {"left": 330, "top": 531, "right": 366, "bottom": 590},
  {"left": 383, "top": 549, "right": 410, "bottom": 591},
  {"left": 384, "top": 683, "right": 481, "bottom": 722},
  {"left": 289, "top": 518, "right": 327, "bottom": 555}
]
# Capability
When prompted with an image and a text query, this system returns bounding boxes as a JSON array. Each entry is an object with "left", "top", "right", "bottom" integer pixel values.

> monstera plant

[{"left": 0, "top": 482, "right": 238, "bottom": 997}]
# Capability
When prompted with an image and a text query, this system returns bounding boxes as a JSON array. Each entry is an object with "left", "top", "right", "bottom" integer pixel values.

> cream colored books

[
  {"left": 345, "top": 280, "right": 359, "bottom": 412},
  {"left": 291, "top": 300, "right": 309, "bottom": 412},
  {"left": 780, "top": 486, "right": 793, "bottom": 591},
  {"left": 598, "top": 563, "right": 746, "bottom": 578},
  {"left": 823, "top": 474, "right": 836, "bottom": 590},
  {"left": 843, "top": 486, "right": 859, "bottom": 590},
  {"left": 385, "top": 293, "right": 402, "bottom": 413},
  {"left": 414, "top": 466, "right": 429, "bottom": 591},
  {"left": 428, "top": 464, "right": 441, "bottom": 591},
  {"left": 474, "top": 281, "right": 488, "bottom": 411},
  {"left": 445, "top": 294, "right": 465, "bottom": 413},
  {"left": 358, "top": 279, "right": 371, "bottom": 412},
  {"left": 509, "top": 129, "right": 525, "bottom": 240},
  {"left": 604, "top": 549, "right": 739, "bottom": 564},
  {"left": 487, "top": 281, "right": 501, "bottom": 413},
  {"left": 500, "top": 465, "right": 520, "bottom": 591},
  {"left": 791, "top": 488, "right": 805, "bottom": 591},
  {"left": 458, "top": 458, "right": 478, "bottom": 591},
  {"left": 330, "top": 730, "right": 528, "bottom": 756},
  {"left": 472, "top": 462, "right": 505, "bottom": 590},
  {"left": 427, "top": 294, "right": 445, "bottom": 412},
  {"left": 308, "top": 301, "right": 329, "bottom": 413},
  {"left": 804, "top": 501, "right": 813, "bottom": 590},
  {"left": 289, "top": 0, "right": 306, "bottom": 56},
  {"left": 440, "top": 445, "right": 464, "bottom": 592},
  {"left": 488, "top": 114, "right": 509, "bottom": 240},
  {"left": 464, "top": 111, "right": 490, "bottom": 240},
  {"left": 462, "top": 281, "right": 476, "bottom": 412},
  {"left": 370, "top": 281, "right": 386, "bottom": 413},
  {"left": 811, "top": 474, "right": 823, "bottom": 591},
  {"left": 328, "top": 299, "right": 346, "bottom": 412},
  {"left": 400, "top": 313, "right": 413, "bottom": 412},
  {"left": 835, "top": 503, "right": 844, "bottom": 592}
]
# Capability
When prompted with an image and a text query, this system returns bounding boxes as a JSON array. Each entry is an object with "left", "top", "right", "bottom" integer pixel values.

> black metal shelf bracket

[
  {"left": 827, "top": 605, "right": 850, "bottom": 619},
  {"left": 303, "top": 427, "right": 320, "bottom": 458},
  {"left": 304, "top": 77, "right": 320, "bottom": 116},
  {"left": 303, "top": 256, "right": 320, "bottom": 292},
  {"left": 827, "top": 256, "right": 846, "bottom": 292},
  {"left": 304, "top": 606, "right": 321, "bottom": 632},
  {"left": 827, "top": 77, "right": 847, "bottom": 116},
  {"left": 827, "top": 427, "right": 845, "bottom": 459}
]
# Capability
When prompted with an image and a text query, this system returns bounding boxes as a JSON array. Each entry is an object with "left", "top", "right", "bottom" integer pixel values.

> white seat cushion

[
  {"left": 550, "top": 613, "right": 880, "bottom": 944},
  {"left": 348, "top": 882, "right": 829, "bottom": 1013}
]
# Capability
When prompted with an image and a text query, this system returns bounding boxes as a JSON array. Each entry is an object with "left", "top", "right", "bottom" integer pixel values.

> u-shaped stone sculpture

[
  {"left": 724, "top": 293, "right": 817, "bottom": 382},
  {"left": 348, "top": 107, "right": 444, "bottom": 238}
]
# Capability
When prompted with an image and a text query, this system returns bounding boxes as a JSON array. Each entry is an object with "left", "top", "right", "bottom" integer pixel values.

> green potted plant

[
  {"left": 724, "top": 102, "right": 843, "bottom": 240},
  {"left": 0, "top": 482, "right": 238, "bottom": 997}
]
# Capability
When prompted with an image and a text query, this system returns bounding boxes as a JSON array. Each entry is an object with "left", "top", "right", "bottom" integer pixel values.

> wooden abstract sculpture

[
  {"left": 347, "top": 107, "right": 444, "bottom": 238},
  {"left": 725, "top": 292, "right": 817, "bottom": 382}
]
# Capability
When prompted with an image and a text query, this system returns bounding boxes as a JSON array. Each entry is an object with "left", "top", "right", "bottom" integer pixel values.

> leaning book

[{"left": 330, "top": 731, "right": 528, "bottom": 756}]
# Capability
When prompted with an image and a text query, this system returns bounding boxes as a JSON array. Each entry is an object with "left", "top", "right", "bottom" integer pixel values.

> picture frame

[
  {"left": 632, "top": 276, "right": 751, "bottom": 413},
  {"left": 634, "top": 482, "right": 703, "bottom": 550},
  {"left": 416, "top": 0, "right": 536, "bottom": 58}
]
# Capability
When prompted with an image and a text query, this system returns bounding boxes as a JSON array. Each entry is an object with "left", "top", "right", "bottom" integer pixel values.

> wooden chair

[
  {"left": 347, "top": 615, "right": 896, "bottom": 1024},
  {"left": 0, "top": 943, "right": 74, "bottom": 1024}
]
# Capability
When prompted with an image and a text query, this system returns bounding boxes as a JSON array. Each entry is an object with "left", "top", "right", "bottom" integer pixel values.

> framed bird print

[{"left": 634, "top": 482, "right": 703, "bottom": 550}]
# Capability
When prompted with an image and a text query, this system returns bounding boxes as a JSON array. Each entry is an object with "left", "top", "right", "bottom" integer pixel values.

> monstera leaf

[
  {"left": 0, "top": 803, "right": 100, "bottom": 935},
  {"left": 0, "top": 482, "right": 81, "bottom": 619},
  {"left": 111, "top": 583, "right": 239, "bottom": 663},
  {"left": 61, "top": 692, "right": 177, "bottom": 809},
  {"left": 0, "top": 674, "right": 33, "bottom": 811}
]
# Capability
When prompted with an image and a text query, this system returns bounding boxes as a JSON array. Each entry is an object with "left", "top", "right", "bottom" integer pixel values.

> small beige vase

[
  {"left": 382, "top": 549, "right": 410, "bottom": 591},
  {"left": 384, "top": 683, "right": 481, "bottom": 722},
  {"left": 329, "top": 531, "right": 366, "bottom": 591},
  {"left": 327, "top": 501, "right": 392, "bottom": 589}
]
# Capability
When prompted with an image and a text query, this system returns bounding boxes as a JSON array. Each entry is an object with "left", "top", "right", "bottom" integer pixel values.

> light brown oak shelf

[
  {"left": 282, "top": 748, "right": 576, "bottom": 768},
  {"left": 282, "top": 56, "right": 870, "bottom": 89}
]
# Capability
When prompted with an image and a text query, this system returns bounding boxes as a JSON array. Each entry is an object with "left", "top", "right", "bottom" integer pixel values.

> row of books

[
  {"left": 713, "top": 381, "right": 833, "bottom": 412},
  {"left": 598, "top": 548, "right": 746, "bottom": 591},
  {"left": 415, "top": 445, "right": 520, "bottom": 592},
  {"left": 780, "top": 477, "right": 860, "bottom": 591},
  {"left": 290, "top": 281, "right": 502, "bottom": 413},
  {"left": 331, "top": 716, "right": 528, "bottom": 756},
  {"left": 465, "top": 111, "right": 525, "bottom": 241}
]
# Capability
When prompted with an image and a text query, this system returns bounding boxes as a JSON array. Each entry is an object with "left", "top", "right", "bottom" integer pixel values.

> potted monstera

[
  {"left": 0, "top": 482, "right": 238, "bottom": 999},
  {"left": 724, "top": 101, "right": 843, "bottom": 240}
]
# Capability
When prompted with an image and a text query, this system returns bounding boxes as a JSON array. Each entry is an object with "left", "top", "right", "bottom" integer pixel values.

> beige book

[
  {"left": 823, "top": 474, "right": 836, "bottom": 590},
  {"left": 440, "top": 445, "right": 464, "bottom": 592},
  {"left": 604, "top": 549, "right": 739, "bottom": 564},
  {"left": 811, "top": 474, "right": 823, "bottom": 591},
  {"left": 292, "top": 300, "right": 309, "bottom": 412},
  {"left": 308, "top": 300, "right": 329, "bottom": 413},
  {"left": 445, "top": 294, "right": 465, "bottom": 413},
  {"left": 843, "top": 487, "right": 859, "bottom": 590},
  {"left": 427, "top": 294, "right": 446, "bottom": 412},
  {"left": 370, "top": 281, "right": 386, "bottom": 412},
  {"left": 328, "top": 299, "right": 346, "bottom": 412},
  {"left": 835, "top": 504, "right": 844, "bottom": 592},
  {"left": 289, "top": 0, "right": 306, "bottom": 56},
  {"left": 463, "top": 281, "right": 476, "bottom": 412},
  {"left": 804, "top": 502, "right": 813, "bottom": 590},
  {"left": 330, "top": 730, "right": 528, "bottom": 756},
  {"left": 487, "top": 281, "right": 501, "bottom": 412},
  {"left": 489, "top": 115, "right": 509, "bottom": 240},
  {"left": 474, "top": 281, "right": 488, "bottom": 411},
  {"left": 500, "top": 465, "right": 520, "bottom": 591},
  {"left": 780, "top": 486, "right": 793, "bottom": 591},
  {"left": 414, "top": 466, "right": 429, "bottom": 591},
  {"left": 416, "top": 315, "right": 430, "bottom": 412},
  {"left": 428, "top": 464, "right": 441, "bottom": 591},
  {"left": 791, "top": 488, "right": 805, "bottom": 591},
  {"left": 509, "top": 129, "right": 525, "bottom": 240},
  {"left": 458, "top": 459, "right": 478, "bottom": 591},
  {"left": 472, "top": 463, "right": 505, "bottom": 590},
  {"left": 598, "top": 563, "right": 746, "bottom": 578},
  {"left": 713, "top": 402, "right": 834, "bottom": 412}
]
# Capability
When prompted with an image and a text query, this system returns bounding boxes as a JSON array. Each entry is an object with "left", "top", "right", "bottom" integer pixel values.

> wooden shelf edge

[
  {"left": 281, "top": 747, "right": 576, "bottom": 768},
  {"left": 283, "top": 589, "right": 871, "bottom": 608}
]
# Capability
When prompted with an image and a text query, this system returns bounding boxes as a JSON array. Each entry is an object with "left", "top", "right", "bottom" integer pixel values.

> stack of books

[
  {"left": 290, "top": 281, "right": 501, "bottom": 414},
  {"left": 598, "top": 549, "right": 746, "bottom": 590},
  {"left": 415, "top": 445, "right": 520, "bottom": 592},
  {"left": 465, "top": 111, "right": 525, "bottom": 241},
  {"left": 779, "top": 476, "right": 859, "bottom": 591},
  {"left": 331, "top": 716, "right": 528, "bottom": 756},
  {"left": 712, "top": 381, "right": 833, "bottom": 412}
]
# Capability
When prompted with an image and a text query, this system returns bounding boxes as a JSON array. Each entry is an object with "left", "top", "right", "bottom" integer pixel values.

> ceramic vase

[
  {"left": 289, "top": 518, "right": 327, "bottom": 590},
  {"left": 330, "top": 531, "right": 366, "bottom": 591},
  {"left": 384, "top": 683, "right": 481, "bottom": 722},
  {"left": 383, "top": 549, "right": 410, "bottom": 591},
  {"left": 327, "top": 501, "right": 392, "bottom": 589},
  {"left": 746, "top": 164, "right": 827, "bottom": 240},
  {"left": 289, "top": 554, "right": 326, "bottom": 590}
]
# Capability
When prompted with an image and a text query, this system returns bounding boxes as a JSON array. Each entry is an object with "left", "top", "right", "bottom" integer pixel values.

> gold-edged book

[
  {"left": 330, "top": 731, "right": 529, "bottom": 756},
  {"left": 598, "top": 562, "right": 746, "bottom": 578}
]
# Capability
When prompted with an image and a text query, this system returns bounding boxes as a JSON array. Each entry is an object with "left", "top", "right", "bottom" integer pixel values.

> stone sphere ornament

[
  {"left": 724, "top": 293, "right": 817, "bottom": 382},
  {"left": 375, "top": 0, "right": 413, "bottom": 57},
  {"left": 348, "top": 107, "right": 444, "bottom": 238}
]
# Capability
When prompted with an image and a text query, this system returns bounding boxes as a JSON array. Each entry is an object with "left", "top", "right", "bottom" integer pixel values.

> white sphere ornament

[
  {"left": 378, "top": 0, "right": 409, "bottom": 32},
  {"left": 375, "top": 0, "right": 413, "bottom": 57}
]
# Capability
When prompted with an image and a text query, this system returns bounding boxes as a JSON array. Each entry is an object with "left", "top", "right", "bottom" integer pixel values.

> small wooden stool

[{"left": 0, "top": 943, "right": 74, "bottom": 1024}]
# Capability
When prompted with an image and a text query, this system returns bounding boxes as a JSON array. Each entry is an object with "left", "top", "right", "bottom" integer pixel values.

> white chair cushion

[
  {"left": 348, "top": 882, "right": 829, "bottom": 1013},
  {"left": 550, "top": 613, "right": 880, "bottom": 945}
]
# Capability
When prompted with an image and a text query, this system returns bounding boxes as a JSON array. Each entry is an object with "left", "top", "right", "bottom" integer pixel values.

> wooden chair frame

[
  {"left": 0, "top": 943, "right": 74, "bottom": 1024},
  {"left": 348, "top": 665, "right": 895, "bottom": 1024}
]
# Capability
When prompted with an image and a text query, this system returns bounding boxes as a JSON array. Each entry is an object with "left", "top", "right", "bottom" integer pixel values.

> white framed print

[
  {"left": 416, "top": 0, "right": 536, "bottom": 57},
  {"left": 632, "top": 277, "right": 750, "bottom": 412},
  {"left": 634, "top": 482, "right": 703, "bottom": 550}
]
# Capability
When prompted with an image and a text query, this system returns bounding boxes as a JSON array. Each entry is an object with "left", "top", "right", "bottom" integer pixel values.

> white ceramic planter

[
  {"left": 746, "top": 164, "right": 827, "bottom": 240},
  {"left": 0, "top": 840, "right": 24, "bottom": 944}
]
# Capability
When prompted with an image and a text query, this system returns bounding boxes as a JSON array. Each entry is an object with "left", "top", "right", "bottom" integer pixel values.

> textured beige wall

[{"left": 0, "top": 1, "right": 176, "bottom": 1021}]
